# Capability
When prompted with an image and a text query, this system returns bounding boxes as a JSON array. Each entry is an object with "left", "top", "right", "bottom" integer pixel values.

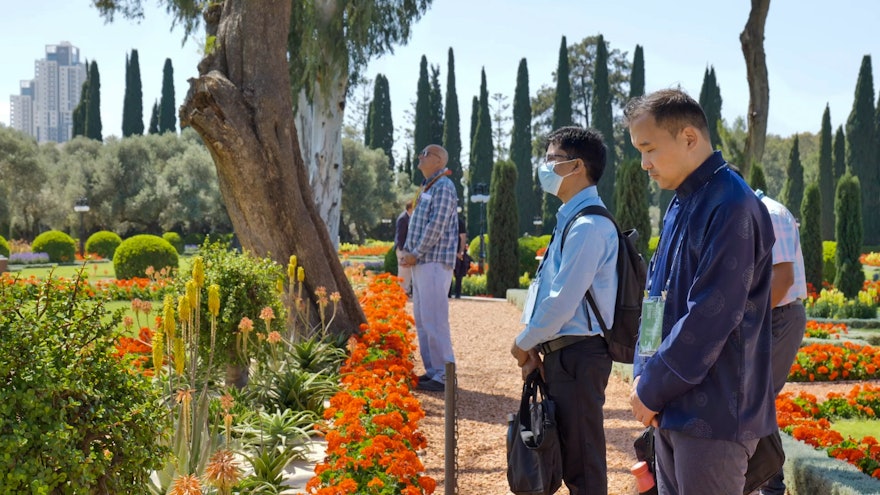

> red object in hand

[{"left": 631, "top": 461, "right": 655, "bottom": 493}]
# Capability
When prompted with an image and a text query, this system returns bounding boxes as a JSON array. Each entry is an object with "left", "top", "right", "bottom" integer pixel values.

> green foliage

[
  {"left": 487, "top": 160, "right": 520, "bottom": 298},
  {"left": 749, "top": 162, "right": 769, "bottom": 193},
  {"left": 592, "top": 34, "right": 617, "bottom": 213},
  {"left": 823, "top": 241, "right": 838, "bottom": 284},
  {"left": 86, "top": 61, "right": 103, "bottom": 141},
  {"left": 519, "top": 235, "right": 551, "bottom": 276},
  {"left": 443, "top": 48, "right": 464, "bottom": 205},
  {"left": 833, "top": 125, "right": 846, "bottom": 181},
  {"left": 429, "top": 65, "right": 444, "bottom": 147},
  {"left": 85, "top": 230, "right": 123, "bottom": 259},
  {"left": 648, "top": 236, "right": 660, "bottom": 261},
  {"left": 113, "top": 234, "right": 179, "bottom": 280},
  {"left": 383, "top": 246, "right": 397, "bottom": 275},
  {"left": 801, "top": 183, "right": 824, "bottom": 290},
  {"left": 413, "top": 55, "right": 431, "bottom": 185},
  {"left": 148, "top": 100, "right": 160, "bottom": 134},
  {"left": 469, "top": 69, "right": 494, "bottom": 238},
  {"left": 614, "top": 158, "right": 651, "bottom": 256},
  {"left": 0, "top": 235, "right": 8, "bottom": 257},
  {"left": 834, "top": 174, "right": 864, "bottom": 297},
  {"left": 511, "top": 58, "right": 537, "bottom": 235},
  {"left": 462, "top": 273, "right": 487, "bottom": 296},
  {"left": 31, "top": 230, "right": 76, "bottom": 263},
  {"left": 699, "top": 66, "right": 723, "bottom": 150},
  {"left": 0, "top": 274, "right": 169, "bottom": 492},
  {"left": 780, "top": 135, "right": 805, "bottom": 216},
  {"left": 845, "top": 55, "right": 878, "bottom": 244},
  {"left": 341, "top": 138, "right": 397, "bottom": 244},
  {"left": 163, "top": 231, "right": 184, "bottom": 254},
  {"left": 122, "top": 49, "right": 144, "bottom": 137},
  {"left": 819, "top": 104, "right": 835, "bottom": 240},
  {"left": 552, "top": 36, "right": 573, "bottom": 130},
  {"left": 621, "top": 44, "right": 645, "bottom": 162},
  {"left": 368, "top": 74, "right": 394, "bottom": 170},
  {"left": 159, "top": 58, "right": 176, "bottom": 133}
]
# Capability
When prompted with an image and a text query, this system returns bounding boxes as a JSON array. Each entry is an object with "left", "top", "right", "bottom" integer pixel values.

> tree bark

[
  {"left": 740, "top": 0, "right": 771, "bottom": 178},
  {"left": 179, "top": 0, "right": 365, "bottom": 338}
]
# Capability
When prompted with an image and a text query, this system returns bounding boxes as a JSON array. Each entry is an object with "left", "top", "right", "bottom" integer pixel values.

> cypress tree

[
  {"left": 368, "top": 74, "right": 394, "bottom": 170},
  {"left": 544, "top": 36, "right": 572, "bottom": 233},
  {"left": 818, "top": 105, "right": 835, "bottom": 240},
  {"left": 845, "top": 55, "right": 876, "bottom": 244},
  {"left": 148, "top": 100, "right": 160, "bottom": 135},
  {"left": 72, "top": 75, "right": 89, "bottom": 138},
  {"left": 533, "top": 167, "right": 544, "bottom": 234},
  {"left": 511, "top": 58, "right": 535, "bottom": 236},
  {"left": 364, "top": 99, "right": 374, "bottom": 147},
  {"left": 122, "top": 49, "right": 144, "bottom": 137},
  {"left": 85, "top": 61, "right": 102, "bottom": 142},
  {"left": 443, "top": 48, "right": 464, "bottom": 206},
  {"left": 592, "top": 34, "right": 617, "bottom": 213},
  {"left": 487, "top": 159, "right": 520, "bottom": 297},
  {"left": 403, "top": 147, "right": 412, "bottom": 178},
  {"left": 622, "top": 45, "right": 645, "bottom": 162},
  {"left": 469, "top": 68, "right": 494, "bottom": 239},
  {"left": 801, "top": 182, "right": 823, "bottom": 291},
  {"left": 159, "top": 58, "right": 176, "bottom": 133},
  {"left": 429, "top": 65, "right": 444, "bottom": 146},
  {"left": 833, "top": 125, "right": 846, "bottom": 179},
  {"left": 780, "top": 135, "right": 804, "bottom": 217},
  {"left": 615, "top": 158, "right": 651, "bottom": 256},
  {"left": 834, "top": 173, "right": 864, "bottom": 297},
  {"left": 413, "top": 55, "right": 431, "bottom": 185},
  {"left": 469, "top": 96, "right": 479, "bottom": 149},
  {"left": 699, "top": 66, "right": 723, "bottom": 150},
  {"left": 749, "top": 162, "right": 768, "bottom": 193}
]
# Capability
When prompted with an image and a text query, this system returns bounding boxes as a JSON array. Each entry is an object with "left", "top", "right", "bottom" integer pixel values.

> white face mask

[{"left": 538, "top": 160, "right": 577, "bottom": 196}]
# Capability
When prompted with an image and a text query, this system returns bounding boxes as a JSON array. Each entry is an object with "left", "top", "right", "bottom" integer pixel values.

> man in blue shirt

[
  {"left": 400, "top": 144, "right": 459, "bottom": 392},
  {"left": 625, "top": 89, "right": 777, "bottom": 495},
  {"left": 511, "top": 126, "right": 619, "bottom": 495}
]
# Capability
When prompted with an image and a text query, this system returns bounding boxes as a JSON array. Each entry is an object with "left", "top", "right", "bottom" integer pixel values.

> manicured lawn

[
  {"left": 830, "top": 418, "right": 880, "bottom": 440},
  {"left": 12, "top": 256, "right": 193, "bottom": 281}
]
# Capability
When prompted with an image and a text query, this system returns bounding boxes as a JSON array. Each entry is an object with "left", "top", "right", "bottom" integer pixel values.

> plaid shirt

[{"left": 404, "top": 170, "right": 459, "bottom": 268}]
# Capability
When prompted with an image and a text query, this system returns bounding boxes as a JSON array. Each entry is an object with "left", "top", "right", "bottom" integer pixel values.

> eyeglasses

[
  {"left": 542, "top": 154, "right": 579, "bottom": 170},
  {"left": 419, "top": 149, "right": 439, "bottom": 159}
]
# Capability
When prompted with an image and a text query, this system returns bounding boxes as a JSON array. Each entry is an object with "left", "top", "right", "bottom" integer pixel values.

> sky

[{"left": 1, "top": 0, "right": 879, "bottom": 157}]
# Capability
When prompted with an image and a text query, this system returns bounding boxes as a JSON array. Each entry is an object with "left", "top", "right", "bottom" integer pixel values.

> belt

[
  {"left": 772, "top": 299, "right": 803, "bottom": 314},
  {"left": 536, "top": 335, "right": 589, "bottom": 355}
]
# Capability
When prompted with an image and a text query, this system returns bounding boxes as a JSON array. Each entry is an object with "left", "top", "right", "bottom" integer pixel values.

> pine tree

[
  {"left": 443, "top": 48, "right": 464, "bottom": 206},
  {"left": 148, "top": 100, "right": 160, "bottom": 134},
  {"left": 511, "top": 58, "right": 535, "bottom": 236},
  {"left": 748, "top": 162, "right": 768, "bottom": 193},
  {"left": 412, "top": 55, "right": 431, "bottom": 185},
  {"left": 544, "top": 36, "right": 572, "bottom": 233},
  {"left": 159, "top": 58, "right": 176, "bottom": 133},
  {"left": 615, "top": 158, "right": 651, "bottom": 256},
  {"left": 801, "top": 182, "right": 823, "bottom": 291},
  {"left": 780, "top": 135, "right": 804, "bottom": 217},
  {"left": 818, "top": 105, "right": 835, "bottom": 240},
  {"left": 622, "top": 45, "right": 644, "bottom": 162},
  {"left": 487, "top": 159, "right": 520, "bottom": 297},
  {"left": 833, "top": 125, "right": 846, "bottom": 179},
  {"left": 845, "top": 55, "right": 876, "bottom": 244},
  {"left": 592, "top": 34, "right": 617, "bottom": 213},
  {"left": 85, "top": 61, "right": 103, "bottom": 142},
  {"left": 834, "top": 173, "right": 864, "bottom": 297},
  {"left": 469, "top": 68, "right": 494, "bottom": 239},
  {"left": 122, "top": 49, "right": 144, "bottom": 137},
  {"left": 368, "top": 74, "right": 394, "bottom": 170},
  {"left": 699, "top": 66, "right": 723, "bottom": 150},
  {"left": 429, "top": 65, "right": 444, "bottom": 146}
]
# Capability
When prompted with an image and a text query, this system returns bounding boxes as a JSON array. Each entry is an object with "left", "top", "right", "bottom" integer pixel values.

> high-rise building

[{"left": 9, "top": 41, "right": 87, "bottom": 143}]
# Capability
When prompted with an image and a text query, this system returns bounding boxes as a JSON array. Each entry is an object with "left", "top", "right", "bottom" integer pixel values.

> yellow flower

[
  {"left": 173, "top": 337, "right": 185, "bottom": 375},
  {"left": 152, "top": 328, "right": 164, "bottom": 372},
  {"left": 186, "top": 280, "right": 198, "bottom": 307},
  {"left": 192, "top": 256, "right": 205, "bottom": 288},
  {"left": 178, "top": 294, "right": 191, "bottom": 323},
  {"left": 297, "top": 266, "right": 305, "bottom": 282},
  {"left": 208, "top": 284, "right": 221, "bottom": 317},
  {"left": 276, "top": 277, "right": 284, "bottom": 294},
  {"left": 288, "top": 255, "right": 297, "bottom": 280},
  {"left": 164, "top": 294, "right": 176, "bottom": 339}
]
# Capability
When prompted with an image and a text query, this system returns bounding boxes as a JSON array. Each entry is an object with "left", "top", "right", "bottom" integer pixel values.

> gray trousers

[
  {"left": 655, "top": 428, "right": 759, "bottom": 495},
  {"left": 412, "top": 262, "right": 455, "bottom": 383}
]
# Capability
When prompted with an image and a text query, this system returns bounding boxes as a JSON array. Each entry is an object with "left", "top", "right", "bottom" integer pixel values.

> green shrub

[
  {"left": 0, "top": 235, "right": 8, "bottom": 257},
  {"left": 113, "top": 234, "right": 179, "bottom": 280},
  {"left": 85, "top": 230, "right": 123, "bottom": 260},
  {"left": 648, "top": 236, "right": 660, "bottom": 261},
  {"left": 462, "top": 273, "right": 488, "bottom": 296},
  {"left": 162, "top": 231, "right": 184, "bottom": 254},
  {"left": 0, "top": 276, "right": 169, "bottom": 492},
  {"left": 519, "top": 235, "right": 550, "bottom": 276},
  {"left": 383, "top": 246, "right": 398, "bottom": 275},
  {"left": 31, "top": 230, "right": 76, "bottom": 263},
  {"left": 823, "top": 241, "right": 837, "bottom": 285},
  {"left": 183, "top": 232, "right": 205, "bottom": 247}
]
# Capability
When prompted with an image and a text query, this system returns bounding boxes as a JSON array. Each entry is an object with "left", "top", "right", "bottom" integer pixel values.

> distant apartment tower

[{"left": 9, "top": 41, "right": 87, "bottom": 143}]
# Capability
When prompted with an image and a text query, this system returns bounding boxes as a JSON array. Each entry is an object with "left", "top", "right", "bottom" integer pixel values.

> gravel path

[{"left": 411, "top": 297, "right": 644, "bottom": 495}]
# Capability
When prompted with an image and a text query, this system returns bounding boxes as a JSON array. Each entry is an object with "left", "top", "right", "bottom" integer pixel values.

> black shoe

[
  {"left": 416, "top": 379, "right": 445, "bottom": 392},
  {"left": 417, "top": 373, "right": 431, "bottom": 382}
]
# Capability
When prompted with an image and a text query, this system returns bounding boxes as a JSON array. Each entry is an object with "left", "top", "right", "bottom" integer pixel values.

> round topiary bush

[
  {"left": 85, "top": 231, "right": 123, "bottom": 260},
  {"left": 31, "top": 230, "right": 76, "bottom": 263},
  {"left": 162, "top": 231, "right": 184, "bottom": 255},
  {"left": 0, "top": 235, "right": 9, "bottom": 258},
  {"left": 113, "top": 235, "right": 179, "bottom": 280}
]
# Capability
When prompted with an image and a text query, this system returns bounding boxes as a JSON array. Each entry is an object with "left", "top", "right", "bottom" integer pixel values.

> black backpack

[{"left": 560, "top": 205, "right": 647, "bottom": 363}]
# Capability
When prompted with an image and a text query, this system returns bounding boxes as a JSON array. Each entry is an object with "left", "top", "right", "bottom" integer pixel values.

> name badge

[
  {"left": 420, "top": 192, "right": 433, "bottom": 203},
  {"left": 521, "top": 278, "right": 540, "bottom": 324},
  {"left": 639, "top": 295, "right": 665, "bottom": 356}
]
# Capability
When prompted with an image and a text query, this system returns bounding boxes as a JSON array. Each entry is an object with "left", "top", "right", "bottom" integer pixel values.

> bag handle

[{"left": 518, "top": 370, "right": 548, "bottom": 430}]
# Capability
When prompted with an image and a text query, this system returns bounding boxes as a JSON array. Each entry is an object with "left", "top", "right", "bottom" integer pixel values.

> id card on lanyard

[{"left": 639, "top": 219, "right": 687, "bottom": 357}]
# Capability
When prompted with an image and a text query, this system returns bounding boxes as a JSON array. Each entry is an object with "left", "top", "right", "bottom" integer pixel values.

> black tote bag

[{"left": 506, "top": 370, "right": 563, "bottom": 495}]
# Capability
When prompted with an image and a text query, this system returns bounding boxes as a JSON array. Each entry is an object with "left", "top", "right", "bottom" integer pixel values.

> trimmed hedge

[
  {"left": 113, "top": 235, "right": 179, "bottom": 280},
  {"left": 85, "top": 231, "right": 123, "bottom": 260},
  {"left": 781, "top": 433, "right": 880, "bottom": 495},
  {"left": 31, "top": 230, "right": 76, "bottom": 263},
  {"left": 162, "top": 231, "right": 184, "bottom": 254}
]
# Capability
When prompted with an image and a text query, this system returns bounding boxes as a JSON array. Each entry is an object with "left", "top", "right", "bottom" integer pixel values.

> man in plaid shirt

[{"left": 400, "top": 144, "right": 460, "bottom": 392}]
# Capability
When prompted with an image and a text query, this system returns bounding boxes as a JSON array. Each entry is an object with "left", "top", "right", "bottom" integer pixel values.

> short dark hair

[
  {"left": 545, "top": 126, "right": 607, "bottom": 183},
  {"left": 623, "top": 88, "right": 710, "bottom": 138}
]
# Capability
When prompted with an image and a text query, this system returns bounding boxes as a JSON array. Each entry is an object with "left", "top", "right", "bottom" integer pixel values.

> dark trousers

[
  {"left": 762, "top": 300, "right": 807, "bottom": 495},
  {"left": 542, "top": 336, "right": 612, "bottom": 495}
]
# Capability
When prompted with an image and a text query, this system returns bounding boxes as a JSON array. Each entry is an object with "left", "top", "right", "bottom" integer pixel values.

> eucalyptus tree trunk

[
  {"left": 179, "top": 0, "right": 366, "bottom": 361},
  {"left": 740, "top": 0, "right": 771, "bottom": 178},
  {"left": 295, "top": 84, "right": 346, "bottom": 249}
]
